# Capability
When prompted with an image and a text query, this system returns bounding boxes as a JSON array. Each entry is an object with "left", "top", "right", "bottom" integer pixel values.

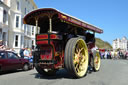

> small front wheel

[
  {"left": 35, "top": 63, "right": 56, "bottom": 76},
  {"left": 93, "top": 51, "right": 101, "bottom": 71}
]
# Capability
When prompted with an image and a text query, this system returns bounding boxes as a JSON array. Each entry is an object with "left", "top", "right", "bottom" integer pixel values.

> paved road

[{"left": 0, "top": 60, "right": 128, "bottom": 85}]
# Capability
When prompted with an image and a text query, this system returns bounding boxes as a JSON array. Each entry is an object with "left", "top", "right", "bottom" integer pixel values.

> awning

[{"left": 23, "top": 8, "right": 103, "bottom": 33}]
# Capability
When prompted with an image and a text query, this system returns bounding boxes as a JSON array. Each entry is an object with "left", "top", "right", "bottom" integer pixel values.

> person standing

[
  {"left": 23, "top": 47, "right": 29, "bottom": 59},
  {"left": 111, "top": 51, "right": 115, "bottom": 59},
  {"left": 23, "top": 47, "right": 34, "bottom": 69},
  {"left": 29, "top": 48, "right": 34, "bottom": 69},
  {"left": 20, "top": 48, "right": 25, "bottom": 58},
  {"left": 104, "top": 50, "right": 108, "bottom": 59}
]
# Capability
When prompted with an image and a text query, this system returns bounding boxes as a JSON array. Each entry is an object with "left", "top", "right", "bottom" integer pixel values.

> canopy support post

[
  {"left": 35, "top": 18, "right": 38, "bottom": 34},
  {"left": 49, "top": 18, "right": 52, "bottom": 33}
]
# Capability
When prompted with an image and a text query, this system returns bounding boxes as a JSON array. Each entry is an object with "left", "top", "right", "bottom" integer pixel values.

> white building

[
  {"left": 113, "top": 37, "right": 128, "bottom": 51},
  {"left": 8, "top": 0, "right": 37, "bottom": 52},
  {"left": 0, "top": 0, "right": 10, "bottom": 46}
]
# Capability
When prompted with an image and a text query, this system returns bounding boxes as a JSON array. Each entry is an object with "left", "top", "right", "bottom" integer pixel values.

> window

[
  {"left": 8, "top": 52, "right": 18, "bottom": 59},
  {"left": 15, "top": 35, "right": 19, "bottom": 47},
  {"left": 0, "top": 52, "right": 6, "bottom": 59},
  {"left": 17, "top": 1, "right": 20, "bottom": 10},
  {"left": 31, "top": 26, "right": 34, "bottom": 35},
  {"left": 3, "top": 10, "right": 7, "bottom": 24},
  {"left": 16, "top": 16, "right": 19, "bottom": 28}
]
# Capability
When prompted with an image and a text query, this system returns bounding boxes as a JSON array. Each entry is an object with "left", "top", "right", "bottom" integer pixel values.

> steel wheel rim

[
  {"left": 94, "top": 52, "right": 101, "bottom": 71},
  {"left": 73, "top": 39, "right": 88, "bottom": 77}
]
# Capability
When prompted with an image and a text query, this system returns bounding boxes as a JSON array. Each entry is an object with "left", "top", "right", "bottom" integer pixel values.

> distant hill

[{"left": 95, "top": 38, "right": 112, "bottom": 49}]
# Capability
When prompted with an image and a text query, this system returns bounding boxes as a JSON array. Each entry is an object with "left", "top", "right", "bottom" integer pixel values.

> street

[{"left": 0, "top": 60, "right": 128, "bottom": 85}]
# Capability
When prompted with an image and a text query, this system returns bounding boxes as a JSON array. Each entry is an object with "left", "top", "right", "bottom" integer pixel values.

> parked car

[{"left": 0, "top": 50, "right": 32, "bottom": 72}]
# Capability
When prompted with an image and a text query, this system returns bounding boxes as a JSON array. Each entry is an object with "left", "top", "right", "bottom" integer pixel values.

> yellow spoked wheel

[
  {"left": 64, "top": 38, "right": 88, "bottom": 78},
  {"left": 93, "top": 51, "right": 101, "bottom": 71}
]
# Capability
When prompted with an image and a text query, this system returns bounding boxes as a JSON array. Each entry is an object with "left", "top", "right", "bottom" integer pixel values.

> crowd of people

[
  {"left": 1, "top": 40, "right": 128, "bottom": 63},
  {"left": 100, "top": 50, "right": 128, "bottom": 60},
  {"left": 19, "top": 47, "right": 34, "bottom": 69},
  {"left": 19, "top": 47, "right": 34, "bottom": 64},
  {"left": 0, "top": 40, "right": 16, "bottom": 53}
]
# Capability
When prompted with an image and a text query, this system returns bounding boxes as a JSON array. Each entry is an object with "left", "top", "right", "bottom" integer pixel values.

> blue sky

[{"left": 34, "top": 0, "right": 128, "bottom": 44}]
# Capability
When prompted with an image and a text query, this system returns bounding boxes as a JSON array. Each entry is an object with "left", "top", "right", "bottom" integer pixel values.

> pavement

[{"left": 0, "top": 59, "right": 128, "bottom": 85}]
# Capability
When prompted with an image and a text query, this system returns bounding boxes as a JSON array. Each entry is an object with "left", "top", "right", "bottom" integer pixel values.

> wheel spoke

[
  {"left": 75, "top": 64, "right": 79, "bottom": 72},
  {"left": 74, "top": 45, "right": 86, "bottom": 74}
]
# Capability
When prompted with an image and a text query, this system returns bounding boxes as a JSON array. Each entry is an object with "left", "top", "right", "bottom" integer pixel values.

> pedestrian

[
  {"left": 23, "top": 47, "right": 30, "bottom": 59},
  {"left": 111, "top": 51, "right": 115, "bottom": 59},
  {"left": 20, "top": 48, "right": 25, "bottom": 58},
  {"left": 29, "top": 48, "right": 34, "bottom": 69},
  {"left": 114, "top": 51, "right": 118, "bottom": 59},
  {"left": 23, "top": 47, "right": 34, "bottom": 69},
  {"left": 108, "top": 50, "right": 112, "bottom": 59},
  {"left": 117, "top": 51, "right": 120, "bottom": 59},
  {"left": 28, "top": 48, "right": 33, "bottom": 63},
  {"left": 104, "top": 50, "right": 108, "bottom": 59}
]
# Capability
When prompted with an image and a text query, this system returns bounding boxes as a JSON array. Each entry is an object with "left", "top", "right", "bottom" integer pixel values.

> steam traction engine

[{"left": 23, "top": 8, "right": 103, "bottom": 78}]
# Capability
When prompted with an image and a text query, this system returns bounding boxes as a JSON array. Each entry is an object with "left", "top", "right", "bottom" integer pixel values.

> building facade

[
  {"left": 8, "top": 0, "right": 37, "bottom": 52},
  {"left": 0, "top": 0, "right": 10, "bottom": 46},
  {"left": 113, "top": 37, "right": 128, "bottom": 51}
]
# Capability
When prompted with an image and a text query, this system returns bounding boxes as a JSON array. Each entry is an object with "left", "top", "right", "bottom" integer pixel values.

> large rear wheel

[{"left": 64, "top": 38, "right": 89, "bottom": 78}]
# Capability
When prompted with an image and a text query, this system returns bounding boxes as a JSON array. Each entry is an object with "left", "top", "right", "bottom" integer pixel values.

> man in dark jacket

[{"left": 19, "top": 48, "right": 25, "bottom": 58}]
